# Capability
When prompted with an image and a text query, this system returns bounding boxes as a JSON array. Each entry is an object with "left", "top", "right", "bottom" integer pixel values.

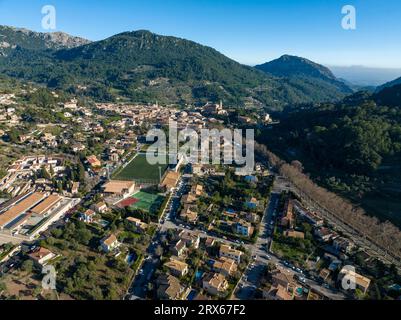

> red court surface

[{"left": 117, "top": 197, "right": 139, "bottom": 208}]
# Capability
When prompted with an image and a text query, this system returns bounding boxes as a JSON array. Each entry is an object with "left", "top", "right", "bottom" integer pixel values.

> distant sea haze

[{"left": 329, "top": 66, "right": 401, "bottom": 87}]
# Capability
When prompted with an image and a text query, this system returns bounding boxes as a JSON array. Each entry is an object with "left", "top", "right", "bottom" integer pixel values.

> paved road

[
  {"left": 234, "top": 178, "right": 346, "bottom": 300},
  {"left": 126, "top": 174, "right": 345, "bottom": 300},
  {"left": 285, "top": 177, "right": 401, "bottom": 269},
  {"left": 126, "top": 176, "right": 190, "bottom": 300}
]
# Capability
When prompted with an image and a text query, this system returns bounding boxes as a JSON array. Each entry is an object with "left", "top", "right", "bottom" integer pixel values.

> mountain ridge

[
  {"left": 0, "top": 26, "right": 352, "bottom": 109},
  {"left": 255, "top": 55, "right": 353, "bottom": 96},
  {"left": 0, "top": 25, "right": 91, "bottom": 55}
]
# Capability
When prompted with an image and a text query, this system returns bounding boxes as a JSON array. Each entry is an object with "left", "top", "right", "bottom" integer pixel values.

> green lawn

[
  {"left": 271, "top": 241, "right": 308, "bottom": 267},
  {"left": 129, "top": 191, "right": 165, "bottom": 213},
  {"left": 113, "top": 154, "right": 168, "bottom": 182}
]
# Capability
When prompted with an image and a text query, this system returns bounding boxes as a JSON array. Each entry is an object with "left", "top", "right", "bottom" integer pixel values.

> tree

[
  {"left": 21, "top": 259, "right": 34, "bottom": 273},
  {"left": 49, "top": 165, "right": 55, "bottom": 177},
  {"left": 39, "top": 167, "right": 51, "bottom": 180},
  {"left": 89, "top": 286, "right": 104, "bottom": 300},
  {"left": 29, "top": 88, "right": 55, "bottom": 109},
  {"left": 155, "top": 245, "right": 163, "bottom": 257},
  {"left": 106, "top": 284, "right": 119, "bottom": 300},
  {"left": 0, "top": 281, "right": 6, "bottom": 293},
  {"left": 75, "top": 228, "right": 92, "bottom": 245},
  {"left": 77, "top": 161, "right": 86, "bottom": 183}
]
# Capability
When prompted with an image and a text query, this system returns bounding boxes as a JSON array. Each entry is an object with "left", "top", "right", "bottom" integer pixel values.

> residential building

[
  {"left": 315, "top": 227, "right": 336, "bottom": 242},
  {"left": 212, "top": 257, "right": 238, "bottom": 277},
  {"left": 319, "top": 268, "right": 332, "bottom": 281},
  {"left": 91, "top": 201, "right": 108, "bottom": 213},
  {"left": 191, "top": 184, "right": 203, "bottom": 196},
  {"left": 271, "top": 270, "right": 295, "bottom": 288},
  {"left": 109, "top": 153, "right": 119, "bottom": 162},
  {"left": 100, "top": 234, "right": 120, "bottom": 252},
  {"left": 245, "top": 212, "right": 260, "bottom": 223},
  {"left": 294, "top": 201, "right": 324, "bottom": 227},
  {"left": 171, "top": 240, "right": 186, "bottom": 257},
  {"left": 164, "top": 257, "right": 189, "bottom": 277},
  {"left": 71, "top": 182, "right": 80, "bottom": 195},
  {"left": 205, "top": 237, "right": 216, "bottom": 247},
  {"left": 28, "top": 247, "right": 56, "bottom": 266},
  {"left": 202, "top": 101, "right": 224, "bottom": 115},
  {"left": 87, "top": 155, "right": 101, "bottom": 168},
  {"left": 80, "top": 209, "right": 96, "bottom": 223},
  {"left": 219, "top": 245, "right": 243, "bottom": 264},
  {"left": 180, "top": 204, "right": 198, "bottom": 223},
  {"left": 264, "top": 284, "right": 294, "bottom": 300},
  {"left": 179, "top": 230, "right": 200, "bottom": 249},
  {"left": 202, "top": 273, "right": 229, "bottom": 296},
  {"left": 333, "top": 237, "right": 354, "bottom": 254},
  {"left": 338, "top": 267, "right": 371, "bottom": 294},
  {"left": 156, "top": 275, "right": 186, "bottom": 300},
  {"left": 191, "top": 164, "right": 204, "bottom": 175},
  {"left": 126, "top": 217, "right": 148, "bottom": 231},
  {"left": 181, "top": 193, "right": 197, "bottom": 205}
]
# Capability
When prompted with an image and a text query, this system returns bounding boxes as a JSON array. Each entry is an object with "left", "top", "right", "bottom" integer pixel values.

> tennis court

[{"left": 128, "top": 191, "right": 165, "bottom": 213}]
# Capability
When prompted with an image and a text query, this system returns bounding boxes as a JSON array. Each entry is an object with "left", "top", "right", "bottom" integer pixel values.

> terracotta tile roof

[
  {"left": 219, "top": 244, "right": 243, "bottom": 258},
  {"left": 30, "top": 194, "right": 61, "bottom": 215},
  {"left": 161, "top": 171, "right": 180, "bottom": 189},
  {"left": 165, "top": 258, "right": 188, "bottom": 273},
  {"left": 28, "top": 247, "right": 53, "bottom": 262},
  {"left": 157, "top": 275, "right": 184, "bottom": 300},
  {"left": 0, "top": 192, "right": 46, "bottom": 228},
  {"left": 103, "top": 180, "right": 135, "bottom": 194},
  {"left": 270, "top": 284, "right": 293, "bottom": 300},
  {"left": 203, "top": 273, "right": 228, "bottom": 291},
  {"left": 84, "top": 209, "right": 96, "bottom": 216},
  {"left": 102, "top": 234, "right": 118, "bottom": 246},
  {"left": 213, "top": 257, "right": 237, "bottom": 275},
  {"left": 87, "top": 155, "right": 101, "bottom": 167}
]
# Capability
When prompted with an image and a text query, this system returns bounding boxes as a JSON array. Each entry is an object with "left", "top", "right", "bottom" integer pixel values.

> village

[{"left": 0, "top": 87, "right": 399, "bottom": 301}]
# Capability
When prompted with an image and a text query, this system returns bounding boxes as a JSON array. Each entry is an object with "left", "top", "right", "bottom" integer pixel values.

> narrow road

[{"left": 234, "top": 178, "right": 346, "bottom": 300}]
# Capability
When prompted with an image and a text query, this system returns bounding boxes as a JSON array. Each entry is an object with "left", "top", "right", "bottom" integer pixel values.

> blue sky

[{"left": 1, "top": 0, "right": 401, "bottom": 67}]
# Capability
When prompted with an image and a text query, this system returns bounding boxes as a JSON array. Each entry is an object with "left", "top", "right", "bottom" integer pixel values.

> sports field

[
  {"left": 118, "top": 191, "right": 165, "bottom": 213},
  {"left": 113, "top": 154, "right": 168, "bottom": 182}
]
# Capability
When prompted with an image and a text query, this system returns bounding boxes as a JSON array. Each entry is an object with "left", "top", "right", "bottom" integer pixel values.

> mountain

[
  {"left": 377, "top": 76, "right": 401, "bottom": 92},
  {"left": 0, "top": 27, "right": 349, "bottom": 108},
  {"left": 374, "top": 84, "right": 401, "bottom": 107},
  {"left": 255, "top": 55, "right": 353, "bottom": 100},
  {"left": 371, "top": 75, "right": 401, "bottom": 107},
  {"left": 256, "top": 55, "right": 336, "bottom": 79},
  {"left": 0, "top": 25, "right": 90, "bottom": 56}
]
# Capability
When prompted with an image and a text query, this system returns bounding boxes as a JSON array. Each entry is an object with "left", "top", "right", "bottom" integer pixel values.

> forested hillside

[
  {"left": 258, "top": 93, "right": 401, "bottom": 226},
  {"left": 0, "top": 27, "right": 351, "bottom": 109}
]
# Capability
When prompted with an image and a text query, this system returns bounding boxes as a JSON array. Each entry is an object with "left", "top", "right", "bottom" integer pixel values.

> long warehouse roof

[
  {"left": 0, "top": 192, "right": 46, "bottom": 228},
  {"left": 30, "top": 194, "right": 61, "bottom": 216}
]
